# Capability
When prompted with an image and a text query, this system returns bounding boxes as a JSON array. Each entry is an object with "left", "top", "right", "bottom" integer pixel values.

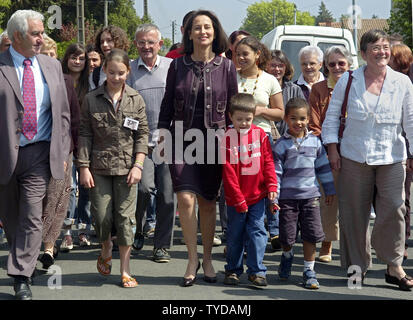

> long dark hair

[
  {"left": 225, "top": 30, "right": 250, "bottom": 59},
  {"left": 61, "top": 43, "right": 90, "bottom": 104},
  {"left": 182, "top": 10, "right": 228, "bottom": 55},
  {"left": 236, "top": 36, "right": 271, "bottom": 71}
]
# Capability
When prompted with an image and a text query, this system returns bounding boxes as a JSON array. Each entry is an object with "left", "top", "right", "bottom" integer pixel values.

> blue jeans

[
  {"left": 76, "top": 184, "right": 92, "bottom": 227},
  {"left": 66, "top": 160, "right": 92, "bottom": 229},
  {"left": 144, "top": 193, "right": 156, "bottom": 231},
  {"left": 225, "top": 198, "right": 267, "bottom": 277},
  {"left": 66, "top": 159, "right": 78, "bottom": 220}
]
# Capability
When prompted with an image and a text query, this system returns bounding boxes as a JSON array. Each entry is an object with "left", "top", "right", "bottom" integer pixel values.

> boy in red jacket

[{"left": 222, "top": 93, "right": 278, "bottom": 287}]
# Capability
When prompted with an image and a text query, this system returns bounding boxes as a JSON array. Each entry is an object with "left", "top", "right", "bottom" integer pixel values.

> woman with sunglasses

[
  {"left": 322, "top": 30, "right": 413, "bottom": 291},
  {"left": 308, "top": 45, "right": 352, "bottom": 263}
]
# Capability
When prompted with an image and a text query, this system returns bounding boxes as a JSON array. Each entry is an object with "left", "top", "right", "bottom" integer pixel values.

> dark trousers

[
  {"left": 135, "top": 155, "right": 175, "bottom": 249},
  {"left": 0, "top": 142, "right": 51, "bottom": 278}
]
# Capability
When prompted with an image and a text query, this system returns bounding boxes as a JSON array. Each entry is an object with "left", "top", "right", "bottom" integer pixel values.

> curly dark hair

[{"left": 94, "top": 25, "right": 130, "bottom": 56}]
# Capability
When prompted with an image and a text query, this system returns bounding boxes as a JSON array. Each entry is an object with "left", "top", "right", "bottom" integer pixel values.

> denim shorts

[{"left": 279, "top": 197, "right": 325, "bottom": 246}]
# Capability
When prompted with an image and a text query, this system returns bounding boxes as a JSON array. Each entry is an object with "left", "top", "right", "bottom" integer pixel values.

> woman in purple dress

[{"left": 158, "top": 10, "right": 238, "bottom": 287}]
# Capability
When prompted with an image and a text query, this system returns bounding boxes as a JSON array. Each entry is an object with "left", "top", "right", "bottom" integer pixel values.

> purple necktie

[{"left": 22, "top": 58, "right": 37, "bottom": 140}]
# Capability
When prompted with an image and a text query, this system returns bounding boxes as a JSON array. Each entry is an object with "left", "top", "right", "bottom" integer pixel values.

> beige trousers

[
  {"left": 89, "top": 174, "right": 137, "bottom": 246},
  {"left": 319, "top": 169, "right": 339, "bottom": 241},
  {"left": 338, "top": 157, "right": 406, "bottom": 273}
]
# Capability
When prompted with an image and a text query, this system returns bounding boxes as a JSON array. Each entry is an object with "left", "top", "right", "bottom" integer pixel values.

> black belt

[{"left": 20, "top": 140, "right": 50, "bottom": 148}]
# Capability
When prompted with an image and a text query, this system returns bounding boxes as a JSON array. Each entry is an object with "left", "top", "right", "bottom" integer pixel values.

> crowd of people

[{"left": 0, "top": 8, "right": 412, "bottom": 300}]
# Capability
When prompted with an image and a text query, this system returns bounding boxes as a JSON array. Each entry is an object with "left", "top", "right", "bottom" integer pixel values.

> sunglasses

[{"left": 328, "top": 61, "right": 347, "bottom": 68}]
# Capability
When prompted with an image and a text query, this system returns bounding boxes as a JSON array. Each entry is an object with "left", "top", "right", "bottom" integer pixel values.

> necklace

[{"left": 240, "top": 71, "right": 260, "bottom": 96}]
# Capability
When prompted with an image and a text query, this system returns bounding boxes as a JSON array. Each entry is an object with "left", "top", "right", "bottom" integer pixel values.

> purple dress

[{"left": 169, "top": 60, "right": 222, "bottom": 201}]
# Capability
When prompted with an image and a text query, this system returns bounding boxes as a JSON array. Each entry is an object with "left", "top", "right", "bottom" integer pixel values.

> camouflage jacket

[{"left": 77, "top": 84, "right": 148, "bottom": 176}]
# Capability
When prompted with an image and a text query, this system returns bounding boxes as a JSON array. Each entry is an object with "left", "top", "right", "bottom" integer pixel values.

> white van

[{"left": 261, "top": 25, "right": 359, "bottom": 81}]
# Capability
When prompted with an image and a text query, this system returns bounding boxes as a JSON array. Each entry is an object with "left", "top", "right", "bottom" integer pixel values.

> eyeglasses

[
  {"left": 268, "top": 63, "right": 285, "bottom": 69},
  {"left": 136, "top": 40, "right": 159, "bottom": 47},
  {"left": 328, "top": 61, "right": 347, "bottom": 68},
  {"left": 370, "top": 45, "right": 390, "bottom": 53}
]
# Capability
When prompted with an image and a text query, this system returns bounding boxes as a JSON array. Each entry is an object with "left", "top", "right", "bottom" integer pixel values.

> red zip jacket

[{"left": 222, "top": 124, "right": 278, "bottom": 213}]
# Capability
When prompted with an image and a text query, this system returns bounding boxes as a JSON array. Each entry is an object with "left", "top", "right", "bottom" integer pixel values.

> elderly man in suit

[{"left": 0, "top": 10, "right": 71, "bottom": 300}]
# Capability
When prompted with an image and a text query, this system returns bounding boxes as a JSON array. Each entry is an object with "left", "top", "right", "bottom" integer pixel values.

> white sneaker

[
  {"left": 60, "top": 235, "right": 74, "bottom": 252},
  {"left": 77, "top": 223, "right": 87, "bottom": 230},
  {"left": 63, "top": 218, "right": 75, "bottom": 227},
  {"left": 370, "top": 206, "right": 376, "bottom": 219},
  {"left": 213, "top": 234, "right": 222, "bottom": 246}
]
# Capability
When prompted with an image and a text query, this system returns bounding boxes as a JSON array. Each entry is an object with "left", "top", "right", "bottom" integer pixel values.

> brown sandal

[
  {"left": 121, "top": 276, "right": 138, "bottom": 288},
  {"left": 97, "top": 255, "right": 112, "bottom": 276}
]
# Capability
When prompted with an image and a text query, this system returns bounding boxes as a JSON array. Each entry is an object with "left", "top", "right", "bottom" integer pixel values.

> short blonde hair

[{"left": 42, "top": 34, "right": 57, "bottom": 55}]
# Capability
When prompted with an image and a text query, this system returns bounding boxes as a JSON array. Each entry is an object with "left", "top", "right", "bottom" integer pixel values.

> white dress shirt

[{"left": 321, "top": 65, "right": 413, "bottom": 165}]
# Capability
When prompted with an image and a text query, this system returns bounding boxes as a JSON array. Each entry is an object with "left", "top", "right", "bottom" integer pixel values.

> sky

[{"left": 133, "top": 0, "right": 392, "bottom": 42}]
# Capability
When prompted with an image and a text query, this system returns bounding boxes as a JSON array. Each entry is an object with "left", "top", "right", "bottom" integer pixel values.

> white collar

[{"left": 296, "top": 72, "right": 325, "bottom": 89}]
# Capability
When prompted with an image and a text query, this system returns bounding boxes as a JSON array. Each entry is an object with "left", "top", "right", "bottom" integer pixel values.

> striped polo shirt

[{"left": 272, "top": 129, "right": 335, "bottom": 200}]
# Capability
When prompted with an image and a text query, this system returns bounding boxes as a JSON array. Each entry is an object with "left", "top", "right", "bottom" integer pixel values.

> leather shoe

[
  {"left": 202, "top": 262, "right": 217, "bottom": 283},
  {"left": 132, "top": 233, "right": 144, "bottom": 251},
  {"left": 14, "top": 277, "right": 32, "bottom": 300},
  {"left": 385, "top": 269, "right": 413, "bottom": 291},
  {"left": 40, "top": 252, "right": 54, "bottom": 269},
  {"left": 181, "top": 261, "right": 201, "bottom": 287}
]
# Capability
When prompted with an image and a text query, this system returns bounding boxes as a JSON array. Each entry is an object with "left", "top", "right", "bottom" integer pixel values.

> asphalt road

[{"left": 0, "top": 212, "right": 412, "bottom": 307}]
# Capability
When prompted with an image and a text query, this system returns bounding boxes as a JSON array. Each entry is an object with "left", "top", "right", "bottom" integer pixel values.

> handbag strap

[{"left": 338, "top": 70, "right": 353, "bottom": 139}]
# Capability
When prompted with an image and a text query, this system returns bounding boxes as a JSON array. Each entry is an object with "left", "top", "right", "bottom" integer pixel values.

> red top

[
  {"left": 222, "top": 124, "right": 278, "bottom": 213},
  {"left": 165, "top": 47, "right": 184, "bottom": 59}
]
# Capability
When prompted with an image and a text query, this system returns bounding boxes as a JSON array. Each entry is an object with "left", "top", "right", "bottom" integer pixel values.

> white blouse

[{"left": 321, "top": 65, "right": 413, "bottom": 165}]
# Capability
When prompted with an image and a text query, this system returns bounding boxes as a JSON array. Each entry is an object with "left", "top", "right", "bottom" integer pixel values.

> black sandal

[{"left": 385, "top": 268, "right": 413, "bottom": 291}]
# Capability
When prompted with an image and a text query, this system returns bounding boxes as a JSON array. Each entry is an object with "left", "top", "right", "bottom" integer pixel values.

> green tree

[
  {"left": 315, "top": 1, "right": 335, "bottom": 25},
  {"left": 160, "top": 37, "right": 172, "bottom": 56},
  {"left": 241, "top": 0, "right": 315, "bottom": 39},
  {"left": 387, "top": 0, "right": 412, "bottom": 48},
  {"left": 2, "top": 0, "right": 152, "bottom": 58},
  {"left": 0, "top": 0, "right": 11, "bottom": 30}
]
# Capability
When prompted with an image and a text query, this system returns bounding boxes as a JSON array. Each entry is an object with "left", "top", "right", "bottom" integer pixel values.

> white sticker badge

[{"left": 124, "top": 117, "right": 139, "bottom": 131}]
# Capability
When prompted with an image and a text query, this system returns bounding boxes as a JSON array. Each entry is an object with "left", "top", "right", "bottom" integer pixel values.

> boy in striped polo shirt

[{"left": 272, "top": 97, "right": 335, "bottom": 289}]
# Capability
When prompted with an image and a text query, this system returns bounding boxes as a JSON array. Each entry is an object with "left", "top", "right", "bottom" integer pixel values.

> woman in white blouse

[{"left": 321, "top": 29, "right": 413, "bottom": 291}]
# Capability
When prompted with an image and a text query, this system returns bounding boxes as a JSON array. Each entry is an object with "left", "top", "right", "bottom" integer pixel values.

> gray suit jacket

[{"left": 0, "top": 49, "right": 71, "bottom": 185}]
